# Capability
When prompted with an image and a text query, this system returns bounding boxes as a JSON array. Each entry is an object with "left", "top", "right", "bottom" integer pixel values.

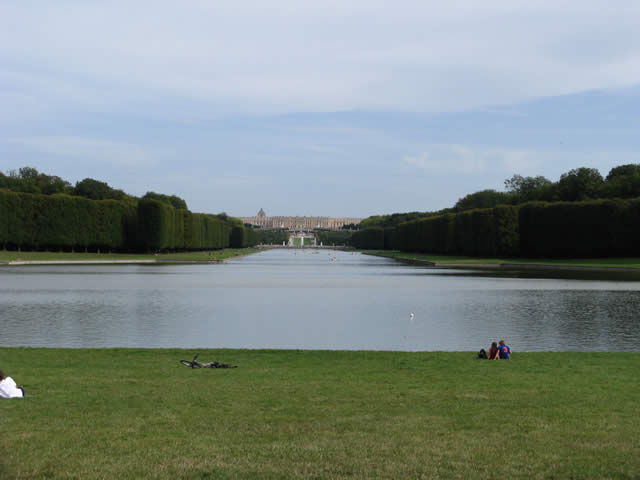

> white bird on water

[{"left": 410, "top": 313, "right": 414, "bottom": 320}]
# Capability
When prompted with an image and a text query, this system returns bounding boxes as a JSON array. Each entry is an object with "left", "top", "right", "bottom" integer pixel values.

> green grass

[
  {"left": 154, "top": 249, "right": 261, "bottom": 262},
  {"left": 1, "top": 348, "right": 639, "bottom": 479},
  {"left": 364, "top": 250, "right": 640, "bottom": 268},
  {"left": 0, "top": 248, "right": 260, "bottom": 263}
]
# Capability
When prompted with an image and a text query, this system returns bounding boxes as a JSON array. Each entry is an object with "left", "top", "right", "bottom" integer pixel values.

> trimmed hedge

[
  {"left": 137, "top": 202, "right": 242, "bottom": 251},
  {"left": 493, "top": 205, "right": 519, "bottom": 257},
  {"left": 394, "top": 199, "right": 640, "bottom": 258},
  {"left": 198, "top": 215, "right": 232, "bottom": 249},
  {"left": 518, "top": 199, "right": 640, "bottom": 257},
  {"left": 137, "top": 198, "right": 174, "bottom": 250},
  {"left": 396, "top": 205, "right": 520, "bottom": 257},
  {"left": 383, "top": 228, "right": 395, "bottom": 250},
  {"left": 351, "top": 228, "right": 385, "bottom": 249},
  {"left": 315, "top": 230, "right": 353, "bottom": 247},
  {"left": 0, "top": 189, "right": 257, "bottom": 252},
  {"left": 7, "top": 189, "right": 636, "bottom": 258},
  {"left": 0, "top": 189, "right": 136, "bottom": 251},
  {"left": 230, "top": 226, "right": 259, "bottom": 248}
]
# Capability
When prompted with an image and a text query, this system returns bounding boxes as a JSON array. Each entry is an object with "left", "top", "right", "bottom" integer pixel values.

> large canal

[{"left": 1, "top": 249, "right": 639, "bottom": 351}]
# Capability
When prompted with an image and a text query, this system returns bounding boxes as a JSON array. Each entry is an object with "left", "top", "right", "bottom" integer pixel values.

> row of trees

[
  {"left": 136, "top": 199, "right": 239, "bottom": 250},
  {"left": 315, "top": 230, "right": 353, "bottom": 246},
  {"left": 0, "top": 167, "right": 189, "bottom": 208},
  {"left": 0, "top": 190, "right": 137, "bottom": 251},
  {"left": 255, "top": 229, "right": 290, "bottom": 245},
  {"left": 353, "top": 163, "right": 640, "bottom": 258},
  {"left": 0, "top": 190, "right": 257, "bottom": 252},
  {"left": 455, "top": 165, "right": 640, "bottom": 212},
  {"left": 358, "top": 211, "right": 443, "bottom": 230},
  {"left": 353, "top": 198, "right": 640, "bottom": 258},
  {"left": 359, "top": 164, "right": 640, "bottom": 234},
  {"left": 393, "top": 205, "right": 519, "bottom": 256},
  {"left": 351, "top": 228, "right": 386, "bottom": 250},
  {"left": 518, "top": 199, "right": 640, "bottom": 257}
]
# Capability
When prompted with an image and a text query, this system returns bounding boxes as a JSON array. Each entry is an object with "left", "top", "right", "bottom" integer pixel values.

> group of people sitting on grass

[
  {"left": 478, "top": 340, "right": 511, "bottom": 360},
  {"left": 0, "top": 370, "right": 25, "bottom": 398}
]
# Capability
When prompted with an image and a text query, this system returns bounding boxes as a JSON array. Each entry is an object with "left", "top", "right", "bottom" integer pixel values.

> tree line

[
  {"left": 0, "top": 168, "right": 258, "bottom": 252},
  {"left": 454, "top": 165, "right": 640, "bottom": 212},
  {"left": 360, "top": 164, "right": 640, "bottom": 231},
  {"left": 353, "top": 163, "right": 640, "bottom": 257},
  {"left": 352, "top": 199, "right": 640, "bottom": 257},
  {"left": 315, "top": 230, "right": 352, "bottom": 246},
  {"left": 255, "top": 229, "right": 290, "bottom": 245},
  {"left": 1, "top": 167, "right": 189, "bottom": 209}
]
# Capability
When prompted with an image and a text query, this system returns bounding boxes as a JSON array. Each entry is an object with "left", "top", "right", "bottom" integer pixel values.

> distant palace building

[{"left": 241, "top": 209, "right": 362, "bottom": 230}]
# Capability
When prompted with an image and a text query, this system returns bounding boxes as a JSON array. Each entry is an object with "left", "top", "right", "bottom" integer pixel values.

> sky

[{"left": 2, "top": 1, "right": 640, "bottom": 218}]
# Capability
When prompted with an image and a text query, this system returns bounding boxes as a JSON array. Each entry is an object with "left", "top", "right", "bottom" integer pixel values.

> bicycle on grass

[{"left": 179, "top": 353, "right": 237, "bottom": 369}]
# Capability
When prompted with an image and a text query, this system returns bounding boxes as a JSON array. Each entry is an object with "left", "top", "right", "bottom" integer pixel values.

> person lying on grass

[
  {"left": 0, "top": 370, "right": 25, "bottom": 398},
  {"left": 201, "top": 361, "right": 237, "bottom": 368}
]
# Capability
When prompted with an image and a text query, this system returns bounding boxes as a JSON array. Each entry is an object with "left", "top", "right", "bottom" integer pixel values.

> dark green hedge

[
  {"left": 396, "top": 205, "right": 520, "bottom": 256},
  {"left": 493, "top": 205, "right": 519, "bottom": 256},
  {"left": 351, "top": 227, "right": 385, "bottom": 249},
  {"left": 383, "top": 228, "right": 396, "bottom": 250},
  {"left": 137, "top": 198, "right": 174, "bottom": 250},
  {"left": 518, "top": 199, "right": 640, "bottom": 257},
  {"left": 137, "top": 200, "right": 238, "bottom": 251},
  {"left": 0, "top": 189, "right": 255, "bottom": 252},
  {"left": 256, "top": 229, "right": 289, "bottom": 245},
  {"left": 394, "top": 199, "right": 640, "bottom": 258},
  {"left": 196, "top": 214, "right": 232, "bottom": 250},
  {"left": 230, "top": 226, "right": 259, "bottom": 248},
  {"left": 315, "top": 230, "right": 353, "bottom": 246},
  {"left": 0, "top": 189, "right": 136, "bottom": 251}
]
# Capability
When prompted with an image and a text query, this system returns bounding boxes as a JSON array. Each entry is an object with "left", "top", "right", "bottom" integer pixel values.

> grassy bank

[
  {"left": 0, "top": 248, "right": 261, "bottom": 263},
  {"left": 363, "top": 250, "right": 640, "bottom": 268},
  {"left": 1, "top": 348, "right": 638, "bottom": 479}
]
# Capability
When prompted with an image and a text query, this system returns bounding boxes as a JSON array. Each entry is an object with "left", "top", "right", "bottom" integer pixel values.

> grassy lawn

[
  {"left": 1, "top": 349, "right": 638, "bottom": 479},
  {"left": 364, "top": 250, "right": 640, "bottom": 268},
  {"left": 0, "top": 248, "right": 260, "bottom": 263}
]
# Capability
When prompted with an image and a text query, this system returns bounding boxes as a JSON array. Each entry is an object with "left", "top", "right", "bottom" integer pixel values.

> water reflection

[{"left": 1, "top": 249, "right": 639, "bottom": 351}]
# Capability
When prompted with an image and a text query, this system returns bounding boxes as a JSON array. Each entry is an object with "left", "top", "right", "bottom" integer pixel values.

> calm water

[{"left": 1, "top": 249, "right": 639, "bottom": 351}]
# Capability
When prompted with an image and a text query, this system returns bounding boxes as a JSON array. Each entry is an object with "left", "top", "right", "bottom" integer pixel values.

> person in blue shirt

[{"left": 498, "top": 340, "right": 511, "bottom": 359}]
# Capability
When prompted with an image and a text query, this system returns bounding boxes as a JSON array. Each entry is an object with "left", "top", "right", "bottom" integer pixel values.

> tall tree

[
  {"left": 504, "top": 174, "right": 555, "bottom": 203},
  {"left": 602, "top": 163, "right": 640, "bottom": 199},
  {"left": 455, "top": 189, "right": 511, "bottom": 211},
  {"left": 74, "top": 178, "right": 125, "bottom": 200},
  {"left": 557, "top": 168, "right": 604, "bottom": 201},
  {"left": 605, "top": 164, "right": 640, "bottom": 181},
  {"left": 143, "top": 192, "right": 188, "bottom": 210}
]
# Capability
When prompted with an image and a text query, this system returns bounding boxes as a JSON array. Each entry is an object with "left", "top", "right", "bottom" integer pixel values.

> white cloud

[{"left": 2, "top": 2, "right": 640, "bottom": 114}]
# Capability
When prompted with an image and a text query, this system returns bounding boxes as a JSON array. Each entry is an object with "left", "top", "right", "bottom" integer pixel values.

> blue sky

[{"left": 2, "top": 1, "right": 640, "bottom": 218}]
